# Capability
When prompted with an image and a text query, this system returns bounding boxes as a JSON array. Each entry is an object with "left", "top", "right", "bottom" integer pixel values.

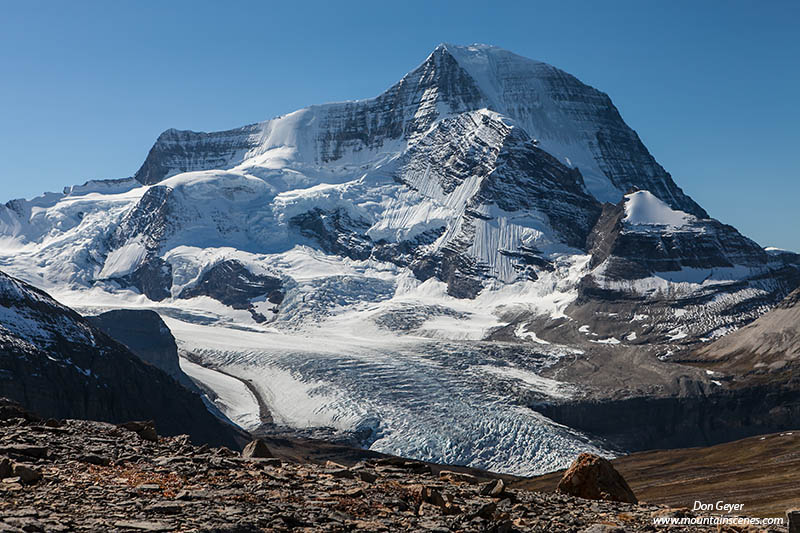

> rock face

[
  {"left": 556, "top": 453, "right": 637, "bottom": 504},
  {"left": 0, "top": 270, "right": 241, "bottom": 448},
  {"left": 0, "top": 409, "right": 764, "bottom": 532},
  {"left": 88, "top": 309, "right": 196, "bottom": 390},
  {"left": 178, "top": 259, "right": 283, "bottom": 322}
]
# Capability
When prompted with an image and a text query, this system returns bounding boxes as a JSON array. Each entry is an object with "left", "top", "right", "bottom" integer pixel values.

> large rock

[
  {"left": 0, "top": 457, "right": 11, "bottom": 478},
  {"left": 241, "top": 439, "right": 273, "bottom": 459},
  {"left": 13, "top": 464, "right": 42, "bottom": 484},
  {"left": 556, "top": 453, "right": 637, "bottom": 504},
  {"left": 788, "top": 509, "right": 800, "bottom": 533},
  {"left": 119, "top": 421, "right": 159, "bottom": 442}
]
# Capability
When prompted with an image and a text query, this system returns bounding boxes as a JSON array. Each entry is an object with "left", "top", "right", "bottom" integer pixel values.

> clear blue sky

[{"left": 1, "top": 0, "right": 798, "bottom": 250}]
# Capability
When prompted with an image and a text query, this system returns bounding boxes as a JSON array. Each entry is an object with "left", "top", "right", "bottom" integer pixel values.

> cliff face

[
  {"left": 87, "top": 309, "right": 197, "bottom": 390},
  {"left": 534, "top": 382, "right": 800, "bottom": 451},
  {"left": 0, "top": 270, "right": 241, "bottom": 448}
]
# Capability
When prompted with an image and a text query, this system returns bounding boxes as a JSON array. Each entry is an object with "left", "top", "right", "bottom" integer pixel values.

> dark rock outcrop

[
  {"left": 178, "top": 260, "right": 283, "bottom": 322},
  {"left": 114, "top": 256, "right": 174, "bottom": 302},
  {"left": 0, "top": 270, "right": 243, "bottom": 448},
  {"left": 534, "top": 381, "right": 800, "bottom": 452},
  {"left": 88, "top": 309, "right": 196, "bottom": 390},
  {"left": 290, "top": 208, "right": 373, "bottom": 261}
]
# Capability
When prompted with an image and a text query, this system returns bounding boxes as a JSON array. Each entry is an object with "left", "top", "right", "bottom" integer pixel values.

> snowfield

[{"left": 623, "top": 190, "right": 693, "bottom": 228}]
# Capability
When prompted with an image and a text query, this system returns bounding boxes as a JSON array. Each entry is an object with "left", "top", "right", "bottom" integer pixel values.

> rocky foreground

[{"left": 0, "top": 407, "right": 786, "bottom": 532}]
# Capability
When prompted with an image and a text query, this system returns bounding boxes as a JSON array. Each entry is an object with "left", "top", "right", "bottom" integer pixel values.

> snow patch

[
  {"left": 623, "top": 190, "right": 692, "bottom": 228},
  {"left": 590, "top": 337, "right": 621, "bottom": 345},
  {"left": 514, "top": 323, "right": 550, "bottom": 345},
  {"left": 476, "top": 365, "right": 574, "bottom": 399},
  {"left": 99, "top": 242, "right": 148, "bottom": 279}
]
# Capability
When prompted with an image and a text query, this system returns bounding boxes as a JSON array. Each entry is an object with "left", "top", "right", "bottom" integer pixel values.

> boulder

[
  {"left": 0, "top": 457, "right": 11, "bottom": 478},
  {"left": 480, "top": 478, "right": 506, "bottom": 498},
  {"left": 241, "top": 439, "right": 273, "bottom": 459},
  {"left": 119, "top": 421, "right": 159, "bottom": 442},
  {"left": 13, "top": 464, "right": 42, "bottom": 484},
  {"left": 788, "top": 509, "right": 800, "bottom": 533},
  {"left": 556, "top": 453, "right": 637, "bottom": 504}
]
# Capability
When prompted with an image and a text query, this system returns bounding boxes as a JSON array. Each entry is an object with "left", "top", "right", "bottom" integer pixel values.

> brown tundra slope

[{"left": 515, "top": 429, "right": 800, "bottom": 519}]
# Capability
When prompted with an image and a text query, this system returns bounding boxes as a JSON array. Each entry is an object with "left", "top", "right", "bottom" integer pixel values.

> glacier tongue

[{"left": 165, "top": 316, "right": 610, "bottom": 476}]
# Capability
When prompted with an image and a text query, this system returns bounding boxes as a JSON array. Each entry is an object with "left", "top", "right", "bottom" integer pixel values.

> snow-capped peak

[
  {"left": 623, "top": 190, "right": 693, "bottom": 228},
  {"left": 130, "top": 43, "right": 707, "bottom": 219}
]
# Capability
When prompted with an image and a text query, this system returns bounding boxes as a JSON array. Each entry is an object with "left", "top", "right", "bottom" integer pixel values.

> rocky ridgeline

[{"left": 1, "top": 403, "right": 783, "bottom": 532}]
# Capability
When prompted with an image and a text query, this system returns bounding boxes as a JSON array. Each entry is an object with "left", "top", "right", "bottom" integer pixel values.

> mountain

[
  {"left": 0, "top": 269, "right": 242, "bottom": 448},
  {"left": 133, "top": 44, "right": 705, "bottom": 216},
  {"left": 0, "top": 43, "right": 798, "bottom": 474}
]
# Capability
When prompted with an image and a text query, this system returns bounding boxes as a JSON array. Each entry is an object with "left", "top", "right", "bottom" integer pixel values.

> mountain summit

[{"left": 135, "top": 43, "right": 706, "bottom": 217}]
